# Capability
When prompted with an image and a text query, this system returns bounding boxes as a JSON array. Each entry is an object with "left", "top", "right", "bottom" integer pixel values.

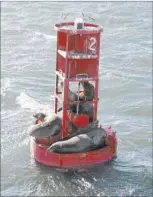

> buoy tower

[{"left": 54, "top": 18, "right": 103, "bottom": 138}]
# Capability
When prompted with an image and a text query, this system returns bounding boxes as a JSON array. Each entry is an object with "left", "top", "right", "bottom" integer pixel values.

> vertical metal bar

[
  {"left": 54, "top": 75, "right": 58, "bottom": 114},
  {"left": 76, "top": 82, "right": 80, "bottom": 114},
  {"left": 94, "top": 33, "right": 101, "bottom": 121},
  {"left": 65, "top": 33, "right": 69, "bottom": 78},
  {"left": 54, "top": 31, "right": 59, "bottom": 114},
  {"left": 62, "top": 79, "right": 69, "bottom": 137},
  {"left": 94, "top": 78, "right": 98, "bottom": 121},
  {"left": 61, "top": 33, "right": 69, "bottom": 138}
]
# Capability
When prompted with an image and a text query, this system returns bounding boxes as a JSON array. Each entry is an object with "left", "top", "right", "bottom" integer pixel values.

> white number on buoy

[{"left": 88, "top": 37, "right": 96, "bottom": 52}]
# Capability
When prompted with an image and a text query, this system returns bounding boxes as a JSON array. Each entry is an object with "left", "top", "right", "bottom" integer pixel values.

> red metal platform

[{"left": 31, "top": 126, "right": 117, "bottom": 169}]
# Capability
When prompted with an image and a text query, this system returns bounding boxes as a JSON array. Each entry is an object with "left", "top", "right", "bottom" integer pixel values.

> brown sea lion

[
  {"left": 47, "top": 127, "right": 107, "bottom": 153},
  {"left": 80, "top": 81, "right": 94, "bottom": 101},
  {"left": 78, "top": 103, "right": 94, "bottom": 122},
  {"left": 59, "top": 81, "right": 94, "bottom": 119},
  {"left": 28, "top": 113, "right": 62, "bottom": 138},
  {"left": 58, "top": 82, "right": 78, "bottom": 113},
  {"left": 69, "top": 120, "right": 99, "bottom": 137},
  {"left": 33, "top": 112, "right": 46, "bottom": 123},
  {"left": 47, "top": 134, "right": 93, "bottom": 153}
]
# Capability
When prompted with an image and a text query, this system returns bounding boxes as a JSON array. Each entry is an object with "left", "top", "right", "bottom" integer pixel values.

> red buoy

[{"left": 30, "top": 18, "right": 117, "bottom": 170}]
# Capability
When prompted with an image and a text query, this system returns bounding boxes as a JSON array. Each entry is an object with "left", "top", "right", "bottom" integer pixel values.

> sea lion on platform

[
  {"left": 47, "top": 134, "right": 92, "bottom": 153},
  {"left": 59, "top": 81, "right": 94, "bottom": 119},
  {"left": 58, "top": 101, "right": 94, "bottom": 122},
  {"left": 69, "top": 120, "right": 99, "bottom": 137},
  {"left": 47, "top": 127, "right": 107, "bottom": 153},
  {"left": 80, "top": 81, "right": 95, "bottom": 101},
  {"left": 78, "top": 103, "right": 94, "bottom": 121},
  {"left": 57, "top": 90, "right": 78, "bottom": 113},
  {"left": 28, "top": 113, "right": 62, "bottom": 139},
  {"left": 33, "top": 112, "right": 46, "bottom": 124}
]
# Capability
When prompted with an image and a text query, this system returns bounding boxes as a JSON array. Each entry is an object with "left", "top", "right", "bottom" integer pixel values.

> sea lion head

[
  {"left": 47, "top": 142, "right": 63, "bottom": 153},
  {"left": 33, "top": 113, "right": 46, "bottom": 121},
  {"left": 80, "top": 81, "right": 89, "bottom": 87}
]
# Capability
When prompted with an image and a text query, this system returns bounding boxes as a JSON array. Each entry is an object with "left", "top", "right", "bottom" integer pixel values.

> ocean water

[{"left": 1, "top": 1, "right": 152, "bottom": 196}]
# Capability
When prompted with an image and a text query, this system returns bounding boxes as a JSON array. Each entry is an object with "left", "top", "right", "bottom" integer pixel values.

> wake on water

[
  {"left": 29, "top": 31, "right": 56, "bottom": 43},
  {"left": 16, "top": 92, "right": 54, "bottom": 116},
  {"left": 35, "top": 31, "right": 56, "bottom": 40}
]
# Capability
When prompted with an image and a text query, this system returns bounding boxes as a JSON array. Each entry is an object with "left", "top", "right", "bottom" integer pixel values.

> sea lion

[
  {"left": 58, "top": 101, "right": 94, "bottom": 122},
  {"left": 78, "top": 103, "right": 94, "bottom": 121},
  {"left": 58, "top": 85, "right": 78, "bottom": 113},
  {"left": 69, "top": 120, "right": 99, "bottom": 137},
  {"left": 80, "top": 81, "right": 94, "bottom": 101},
  {"left": 47, "top": 127, "right": 107, "bottom": 153},
  {"left": 33, "top": 112, "right": 46, "bottom": 123},
  {"left": 59, "top": 81, "right": 94, "bottom": 118},
  {"left": 28, "top": 113, "right": 62, "bottom": 138},
  {"left": 47, "top": 134, "right": 93, "bottom": 153},
  {"left": 86, "top": 127, "right": 107, "bottom": 147}
]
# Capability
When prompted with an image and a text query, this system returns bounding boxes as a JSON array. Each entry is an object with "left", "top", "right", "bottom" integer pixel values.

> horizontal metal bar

[
  {"left": 69, "top": 77, "right": 98, "bottom": 82},
  {"left": 55, "top": 71, "right": 98, "bottom": 82},
  {"left": 58, "top": 49, "right": 98, "bottom": 59},
  {"left": 56, "top": 92, "right": 62, "bottom": 94},
  {"left": 66, "top": 100, "right": 98, "bottom": 105}
]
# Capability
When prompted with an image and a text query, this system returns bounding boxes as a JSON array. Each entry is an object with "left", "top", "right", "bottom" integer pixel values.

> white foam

[
  {"left": 28, "top": 31, "right": 56, "bottom": 44},
  {"left": 16, "top": 92, "right": 51, "bottom": 115},
  {"left": 35, "top": 32, "right": 56, "bottom": 40},
  {"left": 18, "top": 138, "right": 29, "bottom": 147},
  {"left": 1, "top": 77, "right": 11, "bottom": 96},
  {"left": 74, "top": 177, "right": 92, "bottom": 189}
]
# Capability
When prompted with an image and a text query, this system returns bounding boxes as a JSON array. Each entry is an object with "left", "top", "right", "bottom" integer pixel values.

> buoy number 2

[{"left": 88, "top": 37, "right": 97, "bottom": 53}]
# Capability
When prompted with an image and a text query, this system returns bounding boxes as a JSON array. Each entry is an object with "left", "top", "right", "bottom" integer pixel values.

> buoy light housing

[{"left": 74, "top": 18, "right": 84, "bottom": 30}]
